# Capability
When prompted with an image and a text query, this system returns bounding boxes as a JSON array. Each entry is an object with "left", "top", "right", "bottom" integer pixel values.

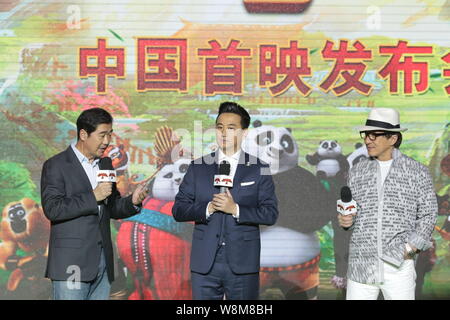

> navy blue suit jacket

[{"left": 172, "top": 151, "right": 278, "bottom": 275}]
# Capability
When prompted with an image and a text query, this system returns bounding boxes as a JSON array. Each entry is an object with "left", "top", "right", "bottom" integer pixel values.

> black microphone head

[
  {"left": 219, "top": 161, "right": 230, "bottom": 175},
  {"left": 341, "top": 186, "right": 352, "bottom": 203},
  {"left": 99, "top": 157, "right": 114, "bottom": 170}
]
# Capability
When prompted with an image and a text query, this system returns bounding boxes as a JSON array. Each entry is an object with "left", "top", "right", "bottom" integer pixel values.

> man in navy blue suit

[{"left": 173, "top": 101, "right": 278, "bottom": 300}]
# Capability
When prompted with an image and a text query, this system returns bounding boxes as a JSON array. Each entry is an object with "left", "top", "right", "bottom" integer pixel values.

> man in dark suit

[
  {"left": 173, "top": 101, "right": 278, "bottom": 300},
  {"left": 40, "top": 108, "right": 149, "bottom": 300}
]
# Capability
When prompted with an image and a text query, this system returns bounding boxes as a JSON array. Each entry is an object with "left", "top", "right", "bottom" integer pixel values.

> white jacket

[{"left": 346, "top": 149, "right": 437, "bottom": 284}]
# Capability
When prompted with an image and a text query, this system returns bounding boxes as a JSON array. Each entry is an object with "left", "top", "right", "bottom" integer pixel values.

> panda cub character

[
  {"left": 117, "top": 158, "right": 193, "bottom": 300},
  {"left": 306, "top": 140, "right": 349, "bottom": 181},
  {"left": 346, "top": 142, "right": 369, "bottom": 169},
  {"left": 242, "top": 121, "right": 334, "bottom": 300}
]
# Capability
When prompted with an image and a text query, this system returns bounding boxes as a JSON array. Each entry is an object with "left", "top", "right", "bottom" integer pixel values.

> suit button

[
  {"left": 97, "top": 241, "right": 102, "bottom": 245},
  {"left": 216, "top": 234, "right": 219, "bottom": 238}
]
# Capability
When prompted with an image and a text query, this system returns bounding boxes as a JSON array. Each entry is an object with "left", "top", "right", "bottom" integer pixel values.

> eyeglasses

[{"left": 360, "top": 131, "right": 391, "bottom": 141}]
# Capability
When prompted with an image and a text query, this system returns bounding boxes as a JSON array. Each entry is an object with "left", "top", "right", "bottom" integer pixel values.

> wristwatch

[{"left": 405, "top": 243, "right": 417, "bottom": 259}]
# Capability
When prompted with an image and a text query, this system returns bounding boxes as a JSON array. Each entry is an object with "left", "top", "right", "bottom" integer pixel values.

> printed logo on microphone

[
  {"left": 96, "top": 170, "right": 117, "bottom": 183},
  {"left": 97, "top": 172, "right": 108, "bottom": 179},
  {"left": 213, "top": 175, "right": 234, "bottom": 188},
  {"left": 337, "top": 199, "right": 357, "bottom": 216}
]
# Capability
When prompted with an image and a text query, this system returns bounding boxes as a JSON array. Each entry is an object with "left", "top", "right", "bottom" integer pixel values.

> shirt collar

[
  {"left": 218, "top": 148, "right": 241, "bottom": 163},
  {"left": 376, "top": 158, "right": 393, "bottom": 165},
  {"left": 71, "top": 142, "right": 100, "bottom": 167}
]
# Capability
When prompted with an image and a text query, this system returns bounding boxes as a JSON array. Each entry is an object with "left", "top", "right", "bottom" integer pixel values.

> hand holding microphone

[
  {"left": 94, "top": 157, "right": 116, "bottom": 203},
  {"left": 211, "top": 161, "right": 237, "bottom": 215},
  {"left": 337, "top": 186, "right": 357, "bottom": 229},
  {"left": 211, "top": 190, "right": 237, "bottom": 215},
  {"left": 94, "top": 182, "right": 113, "bottom": 202},
  {"left": 214, "top": 161, "right": 233, "bottom": 193}
]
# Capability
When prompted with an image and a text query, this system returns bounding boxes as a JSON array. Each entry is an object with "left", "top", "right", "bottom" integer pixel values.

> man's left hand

[
  {"left": 404, "top": 243, "right": 418, "bottom": 259},
  {"left": 211, "top": 190, "right": 237, "bottom": 215},
  {"left": 132, "top": 183, "right": 150, "bottom": 205}
]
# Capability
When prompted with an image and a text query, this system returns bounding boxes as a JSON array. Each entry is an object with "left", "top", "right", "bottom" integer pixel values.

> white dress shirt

[
  {"left": 71, "top": 143, "right": 141, "bottom": 214},
  {"left": 206, "top": 148, "right": 241, "bottom": 220},
  {"left": 71, "top": 143, "right": 101, "bottom": 213}
]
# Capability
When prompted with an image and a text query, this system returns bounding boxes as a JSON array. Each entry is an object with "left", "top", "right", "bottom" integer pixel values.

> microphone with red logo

[
  {"left": 337, "top": 186, "right": 357, "bottom": 216},
  {"left": 214, "top": 161, "right": 233, "bottom": 193},
  {"left": 97, "top": 157, "right": 117, "bottom": 205}
]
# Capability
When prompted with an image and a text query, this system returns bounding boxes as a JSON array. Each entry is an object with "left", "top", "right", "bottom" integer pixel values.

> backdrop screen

[{"left": 0, "top": 0, "right": 448, "bottom": 300}]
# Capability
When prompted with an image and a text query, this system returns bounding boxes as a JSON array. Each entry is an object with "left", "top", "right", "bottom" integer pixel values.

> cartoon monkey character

[{"left": 0, "top": 198, "right": 50, "bottom": 297}]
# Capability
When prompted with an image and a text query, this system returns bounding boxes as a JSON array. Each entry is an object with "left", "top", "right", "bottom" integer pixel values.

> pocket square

[{"left": 240, "top": 181, "right": 255, "bottom": 186}]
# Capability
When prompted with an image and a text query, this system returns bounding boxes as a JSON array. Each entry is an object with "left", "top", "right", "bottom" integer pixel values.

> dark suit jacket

[
  {"left": 40, "top": 146, "right": 139, "bottom": 282},
  {"left": 172, "top": 151, "right": 278, "bottom": 275}
]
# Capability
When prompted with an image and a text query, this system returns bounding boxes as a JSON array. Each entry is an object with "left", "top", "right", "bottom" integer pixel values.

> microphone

[
  {"left": 97, "top": 157, "right": 117, "bottom": 182},
  {"left": 214, "top": 161, "right": 232, "bottom": 193},
  {"left": 97, "top": 157, "right": 116, "bottom": 205},
  {"left": 337, "top": 186, "right": 357, "bottom": 216},
  {"left": 99, "top": 156, "right": 114, "bottom": 170}
]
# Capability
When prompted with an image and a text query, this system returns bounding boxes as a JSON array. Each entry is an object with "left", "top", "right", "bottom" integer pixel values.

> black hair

[
  {"left": 76, "top": 108, "right": 113, "bottom": 140},
  {"left": 385, "top": 132, "right": 402, "bottom": 148},
  {"left": 216, "top": 101, "right": 250, "bottom": 129}
]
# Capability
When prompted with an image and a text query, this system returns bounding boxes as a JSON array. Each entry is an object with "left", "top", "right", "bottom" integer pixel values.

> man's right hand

[
  {"left": 93, "top": 182, "right": 112, "bottom": 202},
  {"left": 337, "top": 213, "right": 356, "bottom": 228},
  {"left": 207, "top": 202, "right": 216, "bottom": 214}
]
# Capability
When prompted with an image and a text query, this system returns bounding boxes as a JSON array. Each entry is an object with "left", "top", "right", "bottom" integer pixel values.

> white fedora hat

[{"left": 357, "top": 108, "right": 408, "bottom": 132}]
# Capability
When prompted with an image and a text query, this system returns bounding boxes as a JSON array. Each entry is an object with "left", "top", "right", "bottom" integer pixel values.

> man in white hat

[{"left": 338, "top": 108, "right": 437, "bottom": 300}]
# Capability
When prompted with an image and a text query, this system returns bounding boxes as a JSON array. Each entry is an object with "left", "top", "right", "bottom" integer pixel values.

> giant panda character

[
  {"left": 327, "top": 143, "right": 369, "bottom": 290},
  {"left": 242, "top": 121, "right": 335, "bottom": 299},
  {"left": 242, "top": 120, "right": 298, "bottom": 175},
  {"left": 117, "top": 158, "right": 193, "bottom": 300}
]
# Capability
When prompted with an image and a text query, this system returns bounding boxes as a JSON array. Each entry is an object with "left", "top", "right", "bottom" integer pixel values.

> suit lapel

[
  {"left": 65, "top": 146, "right": 93, "bottom": 188},
  {"left": 231, "top": 152, "right": 249, "bottom": 195},
  {"left": 206, "top": 151, "right": 251, "bottom": 195},
  {"left": 65, "top": 146, "right": 103, "bottom": 221},
  {"left": 205, "top": 152, "right": 219, "bottom": 194}
]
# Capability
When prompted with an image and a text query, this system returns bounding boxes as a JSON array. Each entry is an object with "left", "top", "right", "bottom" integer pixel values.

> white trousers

[{"left": 346, "top": 259, "right": 416, "bottom": 300}]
